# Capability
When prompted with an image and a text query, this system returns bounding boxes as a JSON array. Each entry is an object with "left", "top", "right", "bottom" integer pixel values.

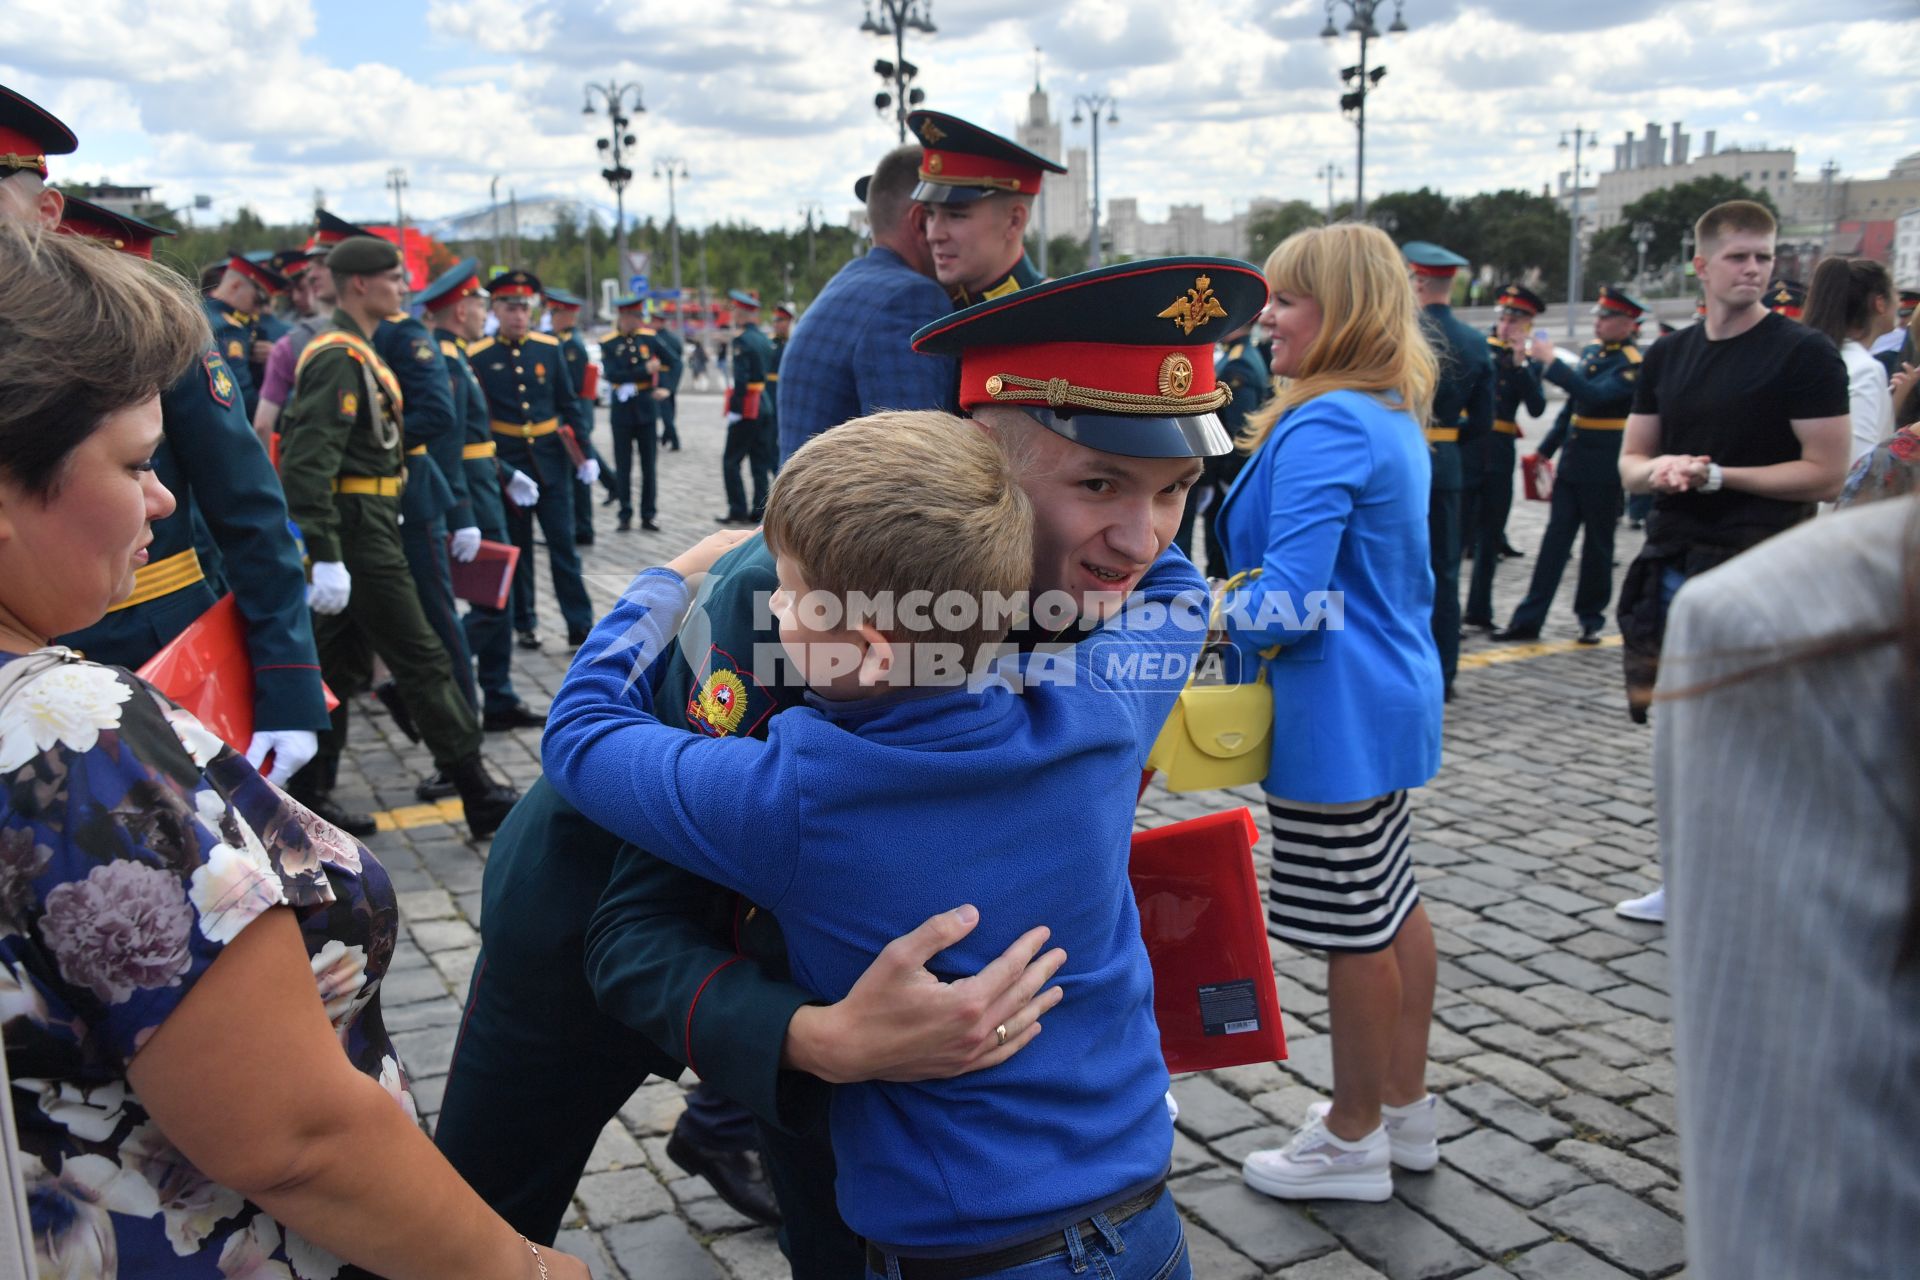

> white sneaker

[
  {"left": 1308, "top": 1097, "right": 1438, "bottom": 1172},
  {"left": 1242, "top": 1114, "right": 1392, "bottom": 1202},
  {"left": 1614, "top": 885, "right": 1666, "bottom": 923}
]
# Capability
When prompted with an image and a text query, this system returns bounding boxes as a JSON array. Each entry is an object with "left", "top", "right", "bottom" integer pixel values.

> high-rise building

[{"left": 1015, "top": 73, "right": 1088, "bottom": 247}]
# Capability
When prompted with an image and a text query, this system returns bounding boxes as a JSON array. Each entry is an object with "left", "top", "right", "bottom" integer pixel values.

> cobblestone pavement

[{"left": 343, "top": 386, "right": 1683, "bottom": 1279}]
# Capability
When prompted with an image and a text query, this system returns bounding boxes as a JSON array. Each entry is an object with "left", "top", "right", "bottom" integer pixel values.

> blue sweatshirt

[{"left": 545, "top": 557, "right": 1207, "bottom": 1251}]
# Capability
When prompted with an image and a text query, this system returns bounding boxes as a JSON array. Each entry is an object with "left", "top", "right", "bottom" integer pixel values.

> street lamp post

[
  {"left": 861, "top": 1, "right": 937, "bottom": 143},
  {"left": 797, "top": 202, "right": 823, "bottom": 281},
  {"left": 385, "top": 167, "right": 409, "bottom": 282},
  {"left": 1316, "top": 162, "right": 1345, "bottom": 221},
  {"left": 1071, "top": 92, "right": 1118, "bottom": 269},
  {"left": 583, "top": 79, "right": 646, "bottom": 273},
  {"left": 1560, "top": 125, "right": 1597, "bottom": 338},
  {"left": 654, "top": 157, "right": 690, "bottom": 340},
  {"left": 1321, "top": 0, "right": 1407, "bottom": 220},
  {"left": 1631, "top": 220, "right": 1655, "bottom": 293}
]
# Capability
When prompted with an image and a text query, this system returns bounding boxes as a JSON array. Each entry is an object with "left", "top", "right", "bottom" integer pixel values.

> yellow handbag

[{"left": 1146, "top": 570, "right": 1274, "bottom": 793}]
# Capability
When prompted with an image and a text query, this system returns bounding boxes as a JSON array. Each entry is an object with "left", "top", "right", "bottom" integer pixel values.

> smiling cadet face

[
  {"left": 975, "top": 406, "right": 1201, "bottom": 624},
  {"left": 924, "top": 195, "right": 1029, "bottom": 296}
]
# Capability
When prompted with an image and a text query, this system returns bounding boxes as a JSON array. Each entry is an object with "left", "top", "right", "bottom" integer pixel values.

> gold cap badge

[
  {"left": 1157, "top": 274, "right": 1229, "bottom": 336},
  {"left": 1158, "top": 353, "right": 1195, "bottom": 398}
]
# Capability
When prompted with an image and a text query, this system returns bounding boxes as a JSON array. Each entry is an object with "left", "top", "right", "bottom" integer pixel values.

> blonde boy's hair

[{"left": 763, "top": 412, "right": 1033, "bottom": 663}]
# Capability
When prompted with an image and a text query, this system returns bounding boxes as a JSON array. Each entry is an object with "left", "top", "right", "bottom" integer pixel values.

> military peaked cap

[{"left": 905, "top": 110, "right": 1066, "bottom": 205}]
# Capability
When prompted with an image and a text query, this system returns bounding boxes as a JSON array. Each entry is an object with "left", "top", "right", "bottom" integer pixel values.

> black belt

[{"left": 863, "top": 1178, "right": 1166, "bottom": 1280}]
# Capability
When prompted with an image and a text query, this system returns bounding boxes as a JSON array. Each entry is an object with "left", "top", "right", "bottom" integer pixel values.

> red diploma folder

[
  {"left": 135, "top": 593, "right": 339, "bottom": 756},
  {"left": 1522, "top": 453, "right": 1554, "bottom": 502},
  {"left": 449, "top": 538, "right": 520, "bottom": 611},
  {"left": 1130, "top": 808, "right": 1288, "bottom": 1074}
]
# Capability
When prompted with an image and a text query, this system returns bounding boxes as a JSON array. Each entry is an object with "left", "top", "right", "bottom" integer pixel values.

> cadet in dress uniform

[
  {"left": 1767, "top": 279, "right": 1806, "bottom": 321},
  {"left": 650, "top": 304, "right": 686, "bottom": 450},
  {"left": 54, "top": 196, "right": 331, "bottom": 790},
  {"left": 1463, "top": 285, "right": 1547, "bottom": 629},
  {"left": 905, "top": 110, "right": 1063, "bottom": 306},
  {"left": 1174, "top": 313, "right": 1270, "bottom": 574},
  {"left": 204, "top": 252, "right": 289, "bottom": 420},
  {"left": 1405, "top": 242, "right": 1494, "bottom": 698},
  {"left": 600, "top": 293, "right": 667, "bottom": 532},
  {"left": 1494, "top": 285, "right": 1646, "bottom": 644},
  {"left": 0, "top": 84, "right": 76, "bottom": 228},
  {"left": 717, "top": 290, "right": 774, "bottom": 524},
  {"left": 277, "top": 236, "right": 519, "bottom": 837},
  {"left": 757, "top": 300, "right": 793, "bottom": 489},
  {"left": 439, "top": 256, "right": 1259, "bottom": 1269},
  {"left": 367, "top": 240, "right": 480, "bottom": 739},
  {"left": 467, "top": 270, "right": 596, "bottom": 649},
  {"left": 542, "top": 287, "right": 606, "bottom": 547},
  {"left": 419, "top": 259, "right": 547, "bottom": 732}
]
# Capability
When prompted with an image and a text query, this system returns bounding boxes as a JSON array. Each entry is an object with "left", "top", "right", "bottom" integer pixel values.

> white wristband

[{"left": 1701, "top": 463, "right": 1724, "bottom": 493}]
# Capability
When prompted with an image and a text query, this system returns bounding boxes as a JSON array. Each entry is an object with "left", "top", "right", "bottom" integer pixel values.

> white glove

[
  {"left": 576, "top": 458, "right": 601, "bottom": 486},
  {"left": 307, "top": 560, "right": 351, "bottom": 614},
  {"left": 449, "top": 526, "right": 482, "bottom": 562},
  {"left": 614, "top": 383, "right": 638, "bottom": 403},
  {"left": 506, "top": 470, "right": 540, "bottom": 507},
  {"left": 726, "top": 412, "right": 743, "bottom": 425},
  {"left": 244, "top": 729, "right": 318, "bottom": 785}
]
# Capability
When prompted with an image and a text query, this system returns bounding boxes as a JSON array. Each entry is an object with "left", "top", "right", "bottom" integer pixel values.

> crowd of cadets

[{"left": 7, "top": 79, "right": 1890, "bottom": 848}]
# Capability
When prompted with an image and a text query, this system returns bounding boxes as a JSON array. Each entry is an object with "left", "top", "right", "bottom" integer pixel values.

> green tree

[
  {"left": 1361, "top": 188, "right": 1451, "bottom": 246},
  {"left": 1448, "top": 189, "right": 1572, "bottom": 295},
  {"left": 1035, "top": 234, "right": 1088, "bottom": 276},
  {"left": 1245, "top": 200, "right": 1324, "bottom": 264}
]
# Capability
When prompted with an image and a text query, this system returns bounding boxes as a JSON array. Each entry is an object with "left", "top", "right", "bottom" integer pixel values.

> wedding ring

[{"left": 994, "top": 1023, "right": 1009, "bottom": 1047}]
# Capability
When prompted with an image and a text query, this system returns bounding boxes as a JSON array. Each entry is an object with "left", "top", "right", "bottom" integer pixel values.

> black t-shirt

[{"left": 1633, "top": 311, "right": 1848, "bottom": 552}]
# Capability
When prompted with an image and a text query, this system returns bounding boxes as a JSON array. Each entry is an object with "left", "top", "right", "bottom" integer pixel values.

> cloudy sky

[{"left": 8, "top": 0, "right": 1916, "bottom": 236}]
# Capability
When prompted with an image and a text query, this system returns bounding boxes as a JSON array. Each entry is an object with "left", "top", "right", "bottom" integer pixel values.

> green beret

[{"left": 326, "top": 235, "right": 400, "bottom": 276}]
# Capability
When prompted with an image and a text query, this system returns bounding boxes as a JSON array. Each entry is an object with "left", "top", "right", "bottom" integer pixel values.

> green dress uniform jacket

[
  {"left": 204, "top": 298, "right": 264, "bottom": 418},
  {"left": 279, "top": 310, "right": 483, "bottom": 778},
  {"left": 435, "top": 537, "right": 826, "bottom": 1256},
  {"left": 1463, "top": 339, "right": 1546, "bottom": 626},
  {"left": 1505, "top": 340, "right": 1642, "bottom": 636},
  {"left": 1420, "top": 303, "right": 1496, "bottom": 693},
  {"left": 436, "top": 329, "right": 508, "bottom": 537},
  {"left": 60, "top": 348, "right": 329, "bottom": 732},
  {"left": 466, "top": 329, "right": 595, "bottom": 637},
  {"left": 948, "top": 252, "right": 1043, "bottom": 307}
]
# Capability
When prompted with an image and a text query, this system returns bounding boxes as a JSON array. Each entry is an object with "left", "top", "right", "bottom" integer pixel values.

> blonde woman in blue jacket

[{"left": 1215, "top": 222, "right": 1446, "bottom": 1204}]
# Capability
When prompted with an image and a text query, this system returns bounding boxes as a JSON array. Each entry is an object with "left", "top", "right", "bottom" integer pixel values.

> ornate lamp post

[
  {"left": 583, "top": 80, "right": 645, "bottom": 269},
  {"left": 861, "top": 1, "right": 937, "bottom": 143},
  {"left": 1071, "top": 92, "right": 1118, "bottom": 269},
  {"left": 1632, "top": 220, "right": 1656, "bottom": 292},
  {"left": 1321, "top": 0, "right": 1407, "bottom": 220}
]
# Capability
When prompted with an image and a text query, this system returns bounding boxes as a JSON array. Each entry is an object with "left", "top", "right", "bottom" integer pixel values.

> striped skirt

[{"left": 1265, "top": 791, "right": 1418, "bottom": 953}]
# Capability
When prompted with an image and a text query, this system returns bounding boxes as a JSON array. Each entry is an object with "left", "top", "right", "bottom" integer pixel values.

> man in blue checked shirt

[{"left": 777, "top": 145, "right": 957, "bottom": 461}]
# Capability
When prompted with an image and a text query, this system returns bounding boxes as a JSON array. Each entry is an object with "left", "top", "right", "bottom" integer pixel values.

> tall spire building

[{"left": 1015, "top": 57, "right": 1090, "bottom": 250}]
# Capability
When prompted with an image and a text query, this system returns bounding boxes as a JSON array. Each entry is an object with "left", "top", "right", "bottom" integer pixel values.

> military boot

[{"left": 451, "top": 753, "right": 519, "bottom": 839}]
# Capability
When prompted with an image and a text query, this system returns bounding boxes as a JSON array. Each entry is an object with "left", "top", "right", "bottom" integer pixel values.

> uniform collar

[
  {"left": 329, "top": 307, "right": 371, "bottom": 340},
  {"left": 949, "top": 252, "right": 1041, "bottom": 307}
]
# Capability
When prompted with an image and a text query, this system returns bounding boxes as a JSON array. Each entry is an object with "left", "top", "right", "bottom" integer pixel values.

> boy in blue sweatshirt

[{"left": 546, "top": 411, "right": 1206, "bottom": 1270}]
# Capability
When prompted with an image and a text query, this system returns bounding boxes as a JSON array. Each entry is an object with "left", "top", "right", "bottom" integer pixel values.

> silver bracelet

[{"left": 519, "top": 1234, "right": 550, "bottom": 1280}]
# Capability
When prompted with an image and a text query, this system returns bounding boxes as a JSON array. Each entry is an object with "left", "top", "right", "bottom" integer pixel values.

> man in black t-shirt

[{"left": 1614, "top": 199, "right": 1850, "bottom": 924}]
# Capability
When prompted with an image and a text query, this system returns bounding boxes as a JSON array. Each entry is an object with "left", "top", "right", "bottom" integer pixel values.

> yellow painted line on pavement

[
  {"left": 372, "top": 798, "right": 467, "bottom": 832},
  {"left": 1459, "top": 633, "right": 1622, "bottom": 670}
]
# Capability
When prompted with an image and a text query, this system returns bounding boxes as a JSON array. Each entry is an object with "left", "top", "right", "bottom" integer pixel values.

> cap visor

[
  {"left": 1018, "top": 407, "right": 1232, "bottom": 459},
  {"left": 912, "top": 181, "right": 1002, "bottom": 205}
]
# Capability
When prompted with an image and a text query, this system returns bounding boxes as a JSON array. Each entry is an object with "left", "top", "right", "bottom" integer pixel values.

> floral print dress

[{"left": 0, "top": 654, "right": 409, "bottom": 1279}]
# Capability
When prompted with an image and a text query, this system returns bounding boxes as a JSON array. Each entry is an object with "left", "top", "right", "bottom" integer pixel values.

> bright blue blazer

[{"left": 1215, "top": 389, "right": 1444, "bottom": 803}]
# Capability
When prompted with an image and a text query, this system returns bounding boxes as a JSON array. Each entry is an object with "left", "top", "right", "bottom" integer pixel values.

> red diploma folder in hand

[
  {"left": 1130, "top": 808, "right": 1288, "bottom": 1074},
  {"left": 1522, "top": 453, "right": 1554, "bottom": 502},
  {"left": 449, "top": 538, "right": 520, "bottom": 610},
  {"left": 135, "top": 593, "right": 340, "bottom": 756}
]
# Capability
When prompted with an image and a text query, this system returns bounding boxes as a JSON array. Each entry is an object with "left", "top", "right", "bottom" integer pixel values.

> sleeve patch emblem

[
  {"left": 413, "top": 339, "right": 437, "bottom": 363},
  {"left": 686, "top": 644, "right": 773, "bottom": 739},
  {"left": 204, "top": 352, "right": 236, "bottom": 407},
  {"left": 338, "top": 389, "right": 359, "bottom": 419},
  {"left": 227, "top": 339, "right": 246, "bottom": 359}
]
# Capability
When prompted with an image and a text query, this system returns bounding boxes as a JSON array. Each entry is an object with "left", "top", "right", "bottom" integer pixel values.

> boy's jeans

[{"left": 867, "top": 1186, "right": 1189, "bottom": 1280}]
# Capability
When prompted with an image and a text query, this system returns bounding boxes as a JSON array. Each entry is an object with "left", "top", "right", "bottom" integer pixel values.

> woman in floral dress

[{"left": 0, "top": 224, "right": 584, "bottom": 1278}]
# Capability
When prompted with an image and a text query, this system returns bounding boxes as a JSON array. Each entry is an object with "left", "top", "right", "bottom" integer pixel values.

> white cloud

[{"left": 3, "top": 0, "right": 1914, "bottom": 237}]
